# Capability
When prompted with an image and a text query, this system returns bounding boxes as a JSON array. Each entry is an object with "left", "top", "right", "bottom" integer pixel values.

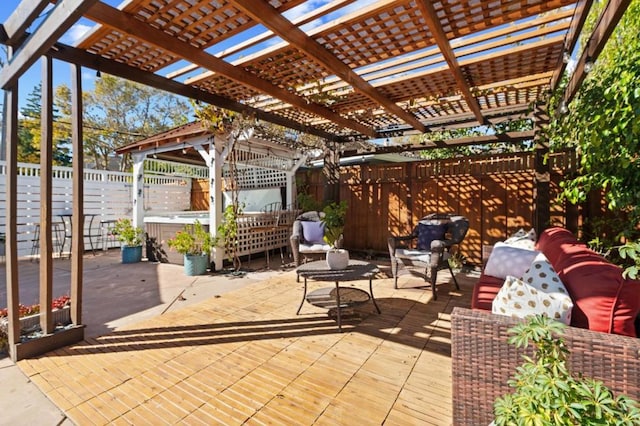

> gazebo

[
  {"left": 0, "top": 0, "right": 631, "bottom": 359},
  {"left": 114, "top": 120, "right": 308, "bottom": 269}
]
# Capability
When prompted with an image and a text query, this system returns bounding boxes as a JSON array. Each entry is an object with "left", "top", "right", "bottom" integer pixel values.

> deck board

[{"left": 14, "top": 257, "right": 476, "bottom": 425}]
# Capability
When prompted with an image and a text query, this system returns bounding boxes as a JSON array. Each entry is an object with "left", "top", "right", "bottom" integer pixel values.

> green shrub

[
  {"left": 167, "top": 220, "right": 211, "bottom": 256},
  {"left": 493, "top": 315, "right": 640, "bottom": 425}
]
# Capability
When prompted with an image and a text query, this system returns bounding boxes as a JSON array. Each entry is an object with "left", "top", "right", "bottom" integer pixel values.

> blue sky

[
  {"left": 1, "top": 1, "right": 124, "bottom": 106},
  {"left": 0, "top": 0, "right": 355, "bottom": 109}
]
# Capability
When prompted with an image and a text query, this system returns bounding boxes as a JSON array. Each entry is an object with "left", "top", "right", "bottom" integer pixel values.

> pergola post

[
  {"left": 39, "top": 55, "right": 54, "bottom": 335},
  {"left": 70, "top": 63, "right": 84, "bottom": 326},
  {"left": 323, "top": 141, "right": 340, "bottom": 203},
  {"left": 4, "top": 80, "right": 20, "bottom": 361},
  {"left": 533, "top": 102, "right": 550, "bottom": 235},
  {"left": 132, "top": 153, "right": 145, "bottom": 230},
  {"left": 287, "top": 155, "right": 307, "bottom": 208},
  {"left": 210, "top": 136, "right": 224, "bottom": 271}
]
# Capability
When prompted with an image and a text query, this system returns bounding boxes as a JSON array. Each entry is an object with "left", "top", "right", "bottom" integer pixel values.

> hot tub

[{"left": 144, "top": 211, "right": 211, "bottom": 264}]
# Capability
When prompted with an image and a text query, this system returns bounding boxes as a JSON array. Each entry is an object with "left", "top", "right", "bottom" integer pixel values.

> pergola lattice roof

[{"left": 0, "top": 0, "right": 618, "bottom": 144}]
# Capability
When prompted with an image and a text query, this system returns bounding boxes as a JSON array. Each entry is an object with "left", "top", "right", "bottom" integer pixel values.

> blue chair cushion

[
  {"left": 301, "top": 221, "right": 325, "bottom": 244},
  {"left": 416, "top": 223, "right": 447, "bottom": 250}
]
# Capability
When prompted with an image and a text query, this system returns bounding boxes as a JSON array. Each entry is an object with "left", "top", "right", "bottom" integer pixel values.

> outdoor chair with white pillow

[
  {"left": 290, "top": 210, "right": 343, "bottom": 267},
  {"left": 388, "top": 213, "right": 469, "bottom": 300}
]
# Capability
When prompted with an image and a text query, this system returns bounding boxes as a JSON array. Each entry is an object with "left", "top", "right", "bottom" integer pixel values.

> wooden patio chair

[{"left": 388, "top": 213, "right": 469, "bottom": 300}]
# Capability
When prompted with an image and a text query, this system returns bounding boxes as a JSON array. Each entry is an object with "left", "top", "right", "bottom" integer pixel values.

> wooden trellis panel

[{"left": 298, "top": 151, "right": 576, "bottom": 266}]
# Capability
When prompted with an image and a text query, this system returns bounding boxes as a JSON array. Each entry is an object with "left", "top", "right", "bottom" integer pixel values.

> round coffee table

[{"left": 295, "top": 259, "right": 381, "bottom": 332}]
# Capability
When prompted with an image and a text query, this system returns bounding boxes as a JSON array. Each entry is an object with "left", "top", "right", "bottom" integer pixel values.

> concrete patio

[{"left": 0, "top": 250, "right": 477, "bottom": 424}]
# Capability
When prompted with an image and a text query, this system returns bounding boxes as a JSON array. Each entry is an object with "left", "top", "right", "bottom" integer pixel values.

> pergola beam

[
  {"left": 85, "top": 2, "right": 376, "bottom": 138},
  {"left": 1, "top": 0, "right": 50, "bottom": 45},
  {"left": 0, "top": 0, "right": 99, "bottom": 89},
  {"left": 342, "top": 131, "right": 535, "bottom": 156},
  {"left": 230, "top": 0, "right": 427, "bottom": 134},
  {"left": 563, "top": 0, "right": 632, "bottom": 105},
  {"left": 550, "top": 0, "right": 593, "bottom": 92},
  {"left": 166, "top": 0, "right": 357, "bottom": 80},
  {"left": 46, "top": 42, "right": 337, "bottom": 141},
  {"left": 417, "top": 0, "right": 485, "bottom": 125}
]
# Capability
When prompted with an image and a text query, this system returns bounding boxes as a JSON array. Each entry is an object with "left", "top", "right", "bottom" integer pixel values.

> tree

[
  {"left": 81, "top": 74, "right": 191, "bottom": 170},
  {"left": 18, "top": 83, "right": 72, "bottom": 165},
  {"left": 547, "top": 1, "right": 640, "bottom": 233}
]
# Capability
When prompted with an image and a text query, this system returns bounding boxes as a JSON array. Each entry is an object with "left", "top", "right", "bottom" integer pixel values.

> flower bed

[{"left": 0, "top": 295, "right": 71, "bottom": 355}]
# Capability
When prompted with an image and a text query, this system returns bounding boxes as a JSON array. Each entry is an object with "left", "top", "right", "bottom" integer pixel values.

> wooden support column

[
  {"left": 209, "top": 136, "right": 223, "bottom": 271},
  {"left": 4, "top": 81, "right": 20, "bottom": 361},
  {"left": 287, "top": 155, "right": 307, "bottom": 208},
  {"left": 406, "top": 162, "right": 414, "bottom": 226},
  {"left": 533, "top": 102, "right": 550, "bottom": 235},
  {"left": 70, "top": 63, "right": 83, "bottom": 325},
  {"left": 323, "top": 141, "right": 340, "bottom": 203},
  {"left": 131, "top": 153, "right": 145, "bottom": 229},
  {"left": 39, "top": 55, "right": 54, "bottom": 334}
]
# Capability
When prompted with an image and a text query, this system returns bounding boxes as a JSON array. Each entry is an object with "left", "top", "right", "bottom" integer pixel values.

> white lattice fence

[{"left": 0, "top": 161, "right": 191, "bottom": 257}]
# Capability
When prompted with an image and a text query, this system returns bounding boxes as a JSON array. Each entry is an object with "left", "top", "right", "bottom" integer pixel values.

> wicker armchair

[
  {"left": 290, "top": 211, "right": 343, "bottom": 267},
  {"left": 388, "top": 213, "right": 469, "bottom": 300},
  {"left": 451, "top": 307, "right": 640, "bottom": 425}
]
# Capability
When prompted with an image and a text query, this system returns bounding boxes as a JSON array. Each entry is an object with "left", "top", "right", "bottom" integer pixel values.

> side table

[{"left": 295, "top": 260, "right": 381, "bottom": 332}]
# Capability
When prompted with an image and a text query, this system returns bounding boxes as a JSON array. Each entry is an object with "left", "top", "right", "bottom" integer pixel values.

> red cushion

[
  {"left": 471, "top": 274, "right": 503, "bottom": 311},
  {"left": 472, "top": 226, "right": 640, "bottom": 337},
  {"left": 535, "top": 227, "right": 586, "bottom": 266},
  {"left": 560, "top": 251, "right": 640, "bottom": 337}
]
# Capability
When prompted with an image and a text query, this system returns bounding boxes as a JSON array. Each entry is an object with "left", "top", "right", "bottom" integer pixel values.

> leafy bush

[
  {"left": 112, "top": 218, "right": 144, "bottom": 247},
  {"left": 167, "top": 220, "right": 211, "bottom": 256},
  {"left": 493, "top": 315, "right": 640, "bottom": 425},
  {"left": 321, "top": 201, "right": 347, "bottom": 248}
]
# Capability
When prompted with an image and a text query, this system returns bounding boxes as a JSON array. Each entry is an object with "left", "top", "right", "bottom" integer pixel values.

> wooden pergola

[{"left": 0, "top": 0, "right": 632, "bottom": 360}]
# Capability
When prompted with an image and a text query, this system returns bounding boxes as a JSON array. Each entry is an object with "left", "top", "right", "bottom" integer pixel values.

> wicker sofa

[
  {"left": 452, "top": 307, "right": 640, "bottom": 425},
  {"left": 452, "top": 226, "right": 640, "bottom": 424}
]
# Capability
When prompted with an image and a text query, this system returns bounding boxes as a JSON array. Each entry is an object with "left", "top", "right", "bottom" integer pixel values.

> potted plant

[
  {"left": 112, "top": 218, "right": 144, "bottom": 263},
  {"left": 492, "top": 315, "right": 640, "bottom": 425},
  {"left": 167, "top": 220, "right": 211, "bottom": 276},
  {"left": 321, "top": 200, "right": 348, "bottom": 270}
]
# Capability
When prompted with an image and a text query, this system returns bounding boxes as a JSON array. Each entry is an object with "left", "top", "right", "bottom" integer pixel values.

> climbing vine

[{"left": 547, "top": 1, "right": 640, "bottom": 231}]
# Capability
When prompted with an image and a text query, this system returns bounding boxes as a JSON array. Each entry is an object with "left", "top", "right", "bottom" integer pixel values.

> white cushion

[
  {"left": 394, "top": 248, "right": 432, "bottom": 263},
  {"left": 521, "top": 253, "right": 573, "bottom": 324},
  {"left": 299, "top": 242, "right": 331, "bottom": 253},
  {"left": 483, "top": 242, "right": 539, "bottom": 279},
  {"left": 492, "top": 253, "right": 573, "bottom": 324},
  {"left": 504, "top": 228, "right": 537, "bottom": 250},
  {"left": 492, "top": 275, "right": 573, "bottom": 324}
]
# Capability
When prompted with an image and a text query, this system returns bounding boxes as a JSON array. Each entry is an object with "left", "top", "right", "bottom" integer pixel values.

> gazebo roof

[
  {"left": 0, "top": 0, "right": 624, "bottom": 145},
  {"left": 117, "top": 120, "right": 307, "bottom": 172}
]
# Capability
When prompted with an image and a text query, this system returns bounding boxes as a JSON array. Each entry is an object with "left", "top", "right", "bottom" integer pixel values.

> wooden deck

[{"left": 16, "top": 260, "right": 477, "bottom": 425}]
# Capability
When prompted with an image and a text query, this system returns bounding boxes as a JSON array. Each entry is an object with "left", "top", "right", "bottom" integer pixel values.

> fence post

[{"left": 533, "top": 102, "right": 550, "bottom": 234}]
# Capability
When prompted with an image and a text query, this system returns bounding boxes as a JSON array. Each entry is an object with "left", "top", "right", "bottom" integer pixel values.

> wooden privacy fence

[
  {"left": 0, "top": 161, "right": 191, "bottom": 258},
  {"left": 298, "top": 151, "right": 578, "bottom": 266}
]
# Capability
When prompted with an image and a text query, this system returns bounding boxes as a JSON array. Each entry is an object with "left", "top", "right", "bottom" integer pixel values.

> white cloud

[
  {"left": 61, "top": 23, "right": 93, "bottom": 46},
  {"left": 283, "top": 1, "right": 331, "bottom": 22},
  {"left": 82, "top": 69, "right": 97, "bottom": 82}
]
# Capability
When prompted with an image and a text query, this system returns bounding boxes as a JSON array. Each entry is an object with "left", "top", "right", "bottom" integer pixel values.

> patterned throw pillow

[
  {"left": 504, "top": 228, "right": 537, "bottom": 250},
  {"left": 416, "top": 222, "right": 447, "bottom": 251},
  {"left": 492, "top": 253, "right": 573, "bottom": 324},
  {"left": 483, "top": 242, "right": 540, "bottom": 279}
]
